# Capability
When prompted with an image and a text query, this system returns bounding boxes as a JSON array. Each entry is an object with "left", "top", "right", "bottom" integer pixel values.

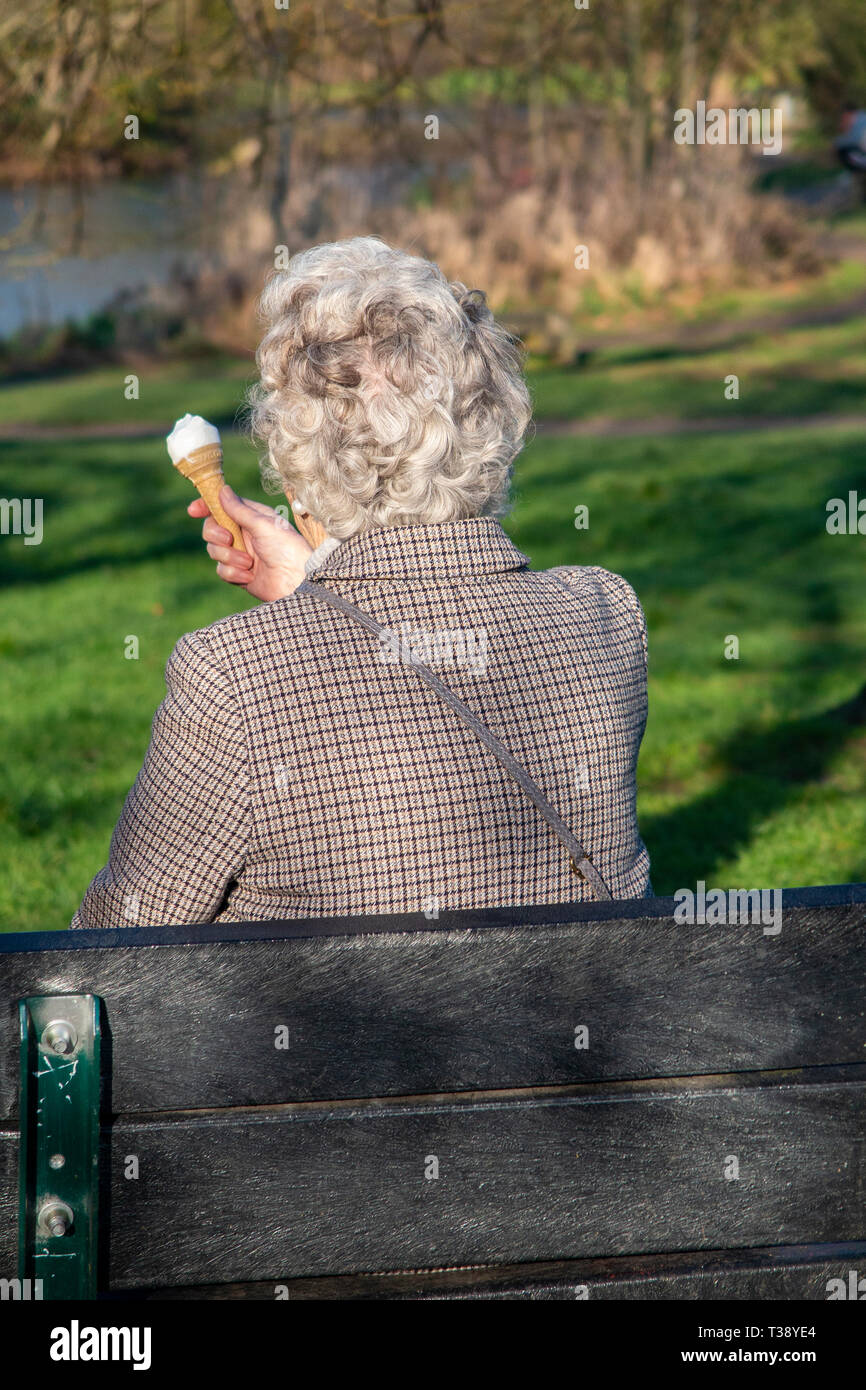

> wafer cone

[
  {"left": 174, "top": 443, "right": 246, "bottom": 553},
  {"left": 283, "top": 487, "right": 329, "bottom": 549}
]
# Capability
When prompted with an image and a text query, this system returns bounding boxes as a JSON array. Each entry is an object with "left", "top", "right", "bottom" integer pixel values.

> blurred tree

[
  {"left": 800, "top": 0, "right": 866, "bottom": 131},
  {"left": 0, "top": 0, "right": 861, "bottom": 263},
  {"left": 573, "top": 0, "right": 816, "bottom": 185}
]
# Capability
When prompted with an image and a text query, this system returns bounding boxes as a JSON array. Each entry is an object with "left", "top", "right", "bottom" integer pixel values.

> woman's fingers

[
  {"left": 226, "top": 494, "right": 279, "bottom": 519},
  {"left": 215, "top": 560, "right": 254, "bottom": 585},
  {"left": 189, "top": 493, "right": 256, "bottom": 585},
  {"left": 190, "top": 485, "right": 311, "bottom": 598},
  {"left": 219, "top": 485, "right": 283, "bottom": 531},
  {"left": 190, "top": 500, "right": 234, "bottom": 547},
  {"left": 202, "top": 515, "right": 235, "bottom": 547},
  {"left": 207, "top": 539, "right": 253, "bottom": 568}
]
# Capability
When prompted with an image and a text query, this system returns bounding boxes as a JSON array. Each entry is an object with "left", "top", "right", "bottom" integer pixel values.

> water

[
  {"left": 0, "top": 174, "right": 216, "bottom": 338},
  {"left": 0, "top": 159, "right": 437, "bottom": 341}
]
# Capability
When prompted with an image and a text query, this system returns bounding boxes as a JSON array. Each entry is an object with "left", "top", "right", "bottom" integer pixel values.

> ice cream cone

[
  {"left": 173, "top": 443, "right": 246, "bottom": 553},
  {"left": 284, "top": 488, "right": 329, "bottom": 550}
]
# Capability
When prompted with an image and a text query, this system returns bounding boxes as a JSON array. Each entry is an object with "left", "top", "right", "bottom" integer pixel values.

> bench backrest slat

[{"left": 2, "top": 893, "right": 864, "bottom": 1119}]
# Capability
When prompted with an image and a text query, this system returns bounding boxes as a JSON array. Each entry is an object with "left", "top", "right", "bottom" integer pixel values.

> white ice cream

[{"left": 166, "top": 414, "right": 221, "bottom": 464}]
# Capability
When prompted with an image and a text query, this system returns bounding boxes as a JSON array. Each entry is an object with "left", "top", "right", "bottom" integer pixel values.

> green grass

[
  {"left": 7, "top": 314, "right": 866, "bottom": 434},
  {"left": 0, "top": 352, "right": 256, "bottom": 427},
  {"left": 0, "top": 429, "right": 263, "bottom": 931},
  {"left": 519, "top": 257, "right": 866, "bottom": 337},
  {"left": 1, "top": 335, "right": 865, "bottom": 930},
  {"left": 666, "top": 258, "right": 866, "bottom": 325},
  {"left": 512, "top": 424, "right": 866, "bottom": 893},
  {"left": 528, "top": 315, "right": 866, "bottom": 421}
]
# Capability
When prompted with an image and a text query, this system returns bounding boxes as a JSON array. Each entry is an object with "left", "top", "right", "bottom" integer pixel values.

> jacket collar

[{"left": 305, "top": 517, "right": 530, "bottom": 582}]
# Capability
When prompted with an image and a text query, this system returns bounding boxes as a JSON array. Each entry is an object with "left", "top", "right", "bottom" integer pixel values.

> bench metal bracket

[{"left": 18, "top": 994, "right": 101, "bottom": 1300}]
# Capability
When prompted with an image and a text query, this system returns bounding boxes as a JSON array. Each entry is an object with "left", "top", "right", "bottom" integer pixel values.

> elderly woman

[{"left": 71, "top": 236, "right": 650, "bottom": 930}]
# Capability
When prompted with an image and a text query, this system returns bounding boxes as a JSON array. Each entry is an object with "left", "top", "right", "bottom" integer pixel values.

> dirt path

[{"left": 535, "top": 411, "right": 866, "bottom": 438}]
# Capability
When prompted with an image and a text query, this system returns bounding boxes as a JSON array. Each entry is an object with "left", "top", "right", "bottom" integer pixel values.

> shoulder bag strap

[{"left": 296, "top": 578, "right": 613, "bottom": 902}]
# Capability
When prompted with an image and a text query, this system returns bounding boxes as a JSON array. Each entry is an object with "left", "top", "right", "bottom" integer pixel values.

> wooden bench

[{"left": 2, "top": 884, "right": 865, "bottom": 1300}]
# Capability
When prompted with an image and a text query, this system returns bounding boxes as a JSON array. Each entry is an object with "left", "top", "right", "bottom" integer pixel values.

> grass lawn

[
  {"left": 0, "top": 351, "right": 256, "bottom": 428},
  {"left": 1, "top": 335, "right": 865, "bottom": 930},
  {"left": 528, "top": 315, "right": 866, "bottom": 422},
  {"left": 5, "top": 313, "right": 866, "bottom": 432}
]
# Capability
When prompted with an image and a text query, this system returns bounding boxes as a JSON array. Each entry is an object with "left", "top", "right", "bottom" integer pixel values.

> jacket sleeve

[
  {"left": 551, "top": 564, "right": 648, "bottom": 677},
  {"left": 592, "top": 567, "right": 648, "bottom": 677},
  {"left": 70, "top": 629, "right": 248, "bottom": 929}
]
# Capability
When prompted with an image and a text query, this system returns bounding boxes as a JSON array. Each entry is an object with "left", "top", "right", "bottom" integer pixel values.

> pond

[
  {"left": 0, "top": 173, "right": 233, "bottom": 339},
  {"left": 0, "top": 160, "right": 422, "bottom": 341}
]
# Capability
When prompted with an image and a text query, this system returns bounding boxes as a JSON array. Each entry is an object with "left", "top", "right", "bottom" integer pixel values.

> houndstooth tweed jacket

[{"left": 70, "top": 517, "right": 651, "bottom": 928}]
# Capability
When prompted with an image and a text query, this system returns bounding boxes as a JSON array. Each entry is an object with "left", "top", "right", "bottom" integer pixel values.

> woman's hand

[{"left": 187, "top": 486, "right": 314, "bottom": 602}]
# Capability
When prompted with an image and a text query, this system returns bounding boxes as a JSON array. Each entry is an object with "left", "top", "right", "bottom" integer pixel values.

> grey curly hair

[{"left": 245, "top": 236, "right": 532, "bottom": 539}]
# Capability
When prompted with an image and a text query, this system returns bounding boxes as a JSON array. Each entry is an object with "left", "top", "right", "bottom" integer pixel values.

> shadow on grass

[
  {"left": 0, "top": 439, "right": 261, "bottom": 589},
  {"left": 643, "top": 678, "right": 866, "bottom": 893},
  {"left": 10, "top": 787, "right": 137, "bottom": 839},
  {"left": 581, "top": 291, "right": 866, "bottom": 366},
  {"left": 0, "top": 519, "right": 205, "bottom": 588}
]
